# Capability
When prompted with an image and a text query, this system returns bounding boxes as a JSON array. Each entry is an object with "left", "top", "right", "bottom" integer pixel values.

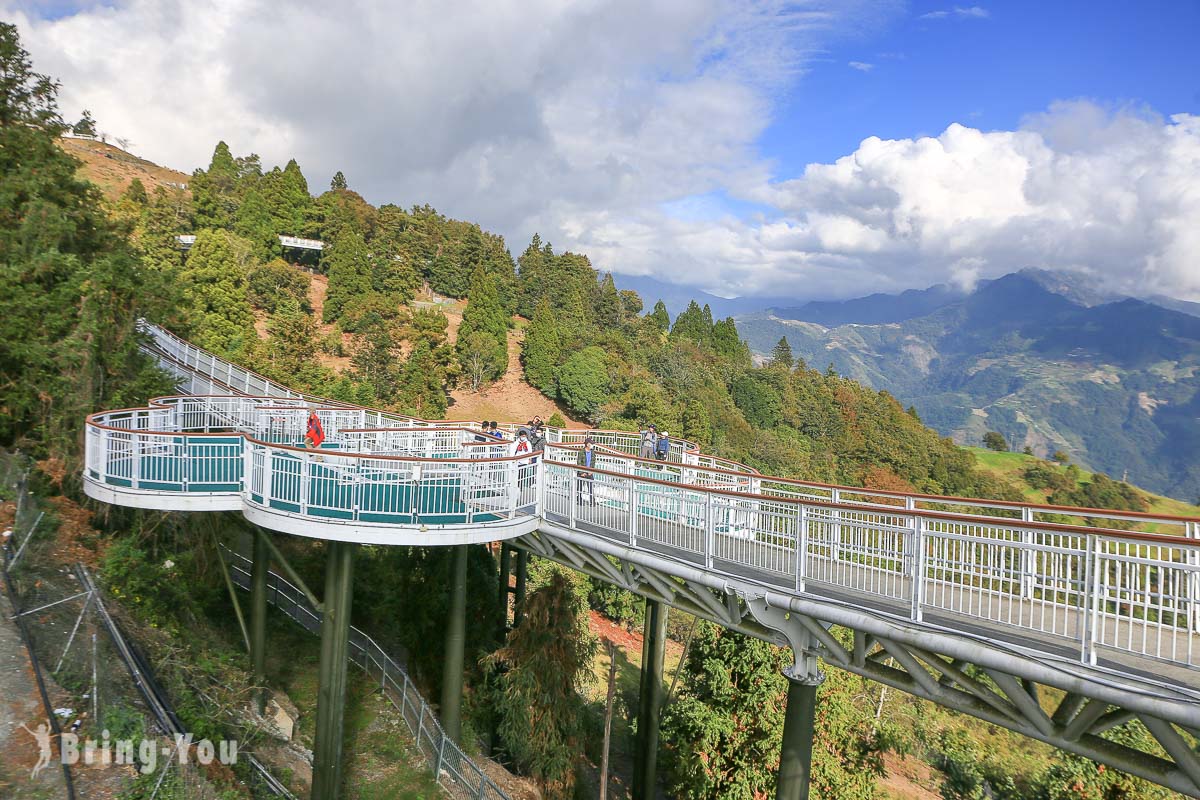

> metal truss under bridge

[{"left": 81, "top": 321, "right": 1200, "bottom": 798}]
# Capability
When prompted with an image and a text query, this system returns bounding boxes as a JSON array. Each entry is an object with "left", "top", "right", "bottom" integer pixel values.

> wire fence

[
  {"left": 1, "top": 452, "right": 297, "bottom": 800},
  {"left": 223, "top": 546, "right": 514, "bottom": 800}
]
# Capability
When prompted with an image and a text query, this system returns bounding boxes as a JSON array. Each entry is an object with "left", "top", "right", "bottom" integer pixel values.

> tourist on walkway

[
  {"left": 655, "top": 430, "right": 670, "bottom": 461},
  {"left": 639, "top": 423, "right": 657, "bottom": 459},
  {"left": 576, "top": 440, "right": 596, "bottom": 506}
]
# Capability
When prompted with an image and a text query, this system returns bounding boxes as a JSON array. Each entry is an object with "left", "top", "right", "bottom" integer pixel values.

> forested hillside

[
  {"left": 737, "top": 272, "right": 1200, "bottom": 502},
  {"left": 2, "top": 23, "right": 1188, "bottom": 800}
]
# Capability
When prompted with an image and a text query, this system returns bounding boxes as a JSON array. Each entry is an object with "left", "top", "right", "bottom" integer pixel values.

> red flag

[{"left": 306, "top": 412, "right": 325, "bottom": 448}]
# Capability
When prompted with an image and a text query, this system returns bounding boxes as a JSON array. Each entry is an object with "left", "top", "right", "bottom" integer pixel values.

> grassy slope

[
  {"left": 60, "top": 136, "right": 192, "bottom": 200},
  {"left": 967, "top": 447, "right": 1200, "bottom": 522}
]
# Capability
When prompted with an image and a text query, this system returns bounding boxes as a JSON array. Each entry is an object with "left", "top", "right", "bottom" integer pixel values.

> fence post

[
  {"left": 131, "top": 433, "right": 141, "bottom": 488},
  {"left": 1021, "top": 507, "right": 1037, "bottom": 600},
  {"left": 569, "top": 465, "right": 577, "bottom": 530},
  {"left": 434, "top": 727, "right": 447, "bottom": 779},
  {"left": 629, "top": 477, "right": 639, "bottom": 548},
  {"left": 910, "top": 515, "right": 926, "bottom": 623},
  {"left": 1187, "top": 521, "right": 1199, "bottom": 633},
  {"left": 796, "top": 505, "right": 808, "bottom": 593},
  {"left": 704, "top": 492, "right": 714, "bottom": 570},
  {"left": 830, "top": 488, "right": 842, "bottom": 562},
  {"left": 1080, "top": 534, "right": 1100, "bottom": 666}
]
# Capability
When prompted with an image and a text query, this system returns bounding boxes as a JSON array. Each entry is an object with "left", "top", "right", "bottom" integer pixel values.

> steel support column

[
  {"left": 250, "top": 529, "right": 270, "bottom": 716},
  {"left": 633, "top": 598, "right": 668, "bottom": 800},
  {"left": 498, "top": 543, "right": 512, "bottom": 638},
  {"left": 776, "top": 669, "right": 825, "bottom": 800},
  {"left": 441, "top": 544, "right": 469, "bottom": 743},
  {"left": 311, "top": 541, "right": 356, "bottom": 800},
  {"left": 514, "top": 549, "right": 528, "bottom": 627}
]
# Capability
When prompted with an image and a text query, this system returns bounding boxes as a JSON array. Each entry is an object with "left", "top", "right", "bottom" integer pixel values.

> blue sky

[{"left": 764, "top": 1, "right": 1200, "bottom": 170}]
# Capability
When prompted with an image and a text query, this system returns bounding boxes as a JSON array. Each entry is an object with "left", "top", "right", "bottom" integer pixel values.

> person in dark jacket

[{"left": 576, "top": 440, "right": 596, "bottom": 506}]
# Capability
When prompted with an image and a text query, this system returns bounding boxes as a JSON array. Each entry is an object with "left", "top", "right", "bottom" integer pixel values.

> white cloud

[
  {"left": 920, "top": 6, "right": 990, "bottom": 20},
  {"left": 6, "top": 0, "right": 893, "bottom": 237},
  {"left": 594, "top": 101, "right": 1200, "bottom": 301},
  {"left": 848, "top": 60, "right": 874, "bottom": 71},
  {"left": 7, "top": 5, "right": 1198, "bottom": 305}
]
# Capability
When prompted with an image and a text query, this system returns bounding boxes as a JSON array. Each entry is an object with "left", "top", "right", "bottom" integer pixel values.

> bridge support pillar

[
  {"left": 311, "top": 541, "right": 356, "bottom": 800},
  {"left": 441, "top": 544, "right": 469, "bottom": 743},
  {"left": 633, "top": 598, "right": 668, "bottom": 800},
  {"left": 250, "top": 529, "right": 269, "bottom": 716},
  {"left": 776, "top": 667, "right": 825, "bottom": 800},
  {"left": 514, "top": 549, "right": 528, "bottom": 626},
  {"left": 497, "top": 543, "right": 512, "bottom": 638}
]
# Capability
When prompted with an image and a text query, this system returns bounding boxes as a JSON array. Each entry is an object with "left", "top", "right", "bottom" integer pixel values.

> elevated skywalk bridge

[{"left": 81, "top": 322, "right": 1200, "bottom": 798}]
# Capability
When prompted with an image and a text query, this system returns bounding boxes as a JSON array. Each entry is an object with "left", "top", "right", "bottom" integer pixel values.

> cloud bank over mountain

[{"left": 8, "top": 2, "right": 1198, "bottom": 302}]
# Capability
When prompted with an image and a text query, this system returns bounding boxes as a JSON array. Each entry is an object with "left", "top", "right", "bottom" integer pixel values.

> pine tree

[
  {"left": 648, "top": 300, "right": 670, "bottom": 333},
  {"left": 122, "top": 177, "right": 148, "bottom": 205},
  {"left": 596, "top": 272, "right": 622, "bottom": 329},
  {"left": 72, "top": 108, "right": 97, "bottom": 136},
  {"left": 233, "top": 186, "right": 280, "bottom": 260},
  {"left": 516, "top": 234, "right": 549, "bottom": 316},
  {"left": 397, "top": 340, "right": 448, "bottom": 417},
  {"left": 351, "top": 321, "right": 402, "bottom": 401},
  {"left": 484, "top": 571, "right": 597, "bottom": 798},
  {"left": 662, "top": 624, "right": 886, "bottom": 800},
  {"left": 770, "top": 337, "right": 794, "bottom": 370},
  {"left": 322, "top": 230, "right": 373, "bottom": 323},
  {"left": 191, "top": 141, "right": 239, "bottom": 229},
  {"left": 522, "top": 298, "right": 561, "bottom": 394},
  {"left": 0, "top": 22, "right": 172, "bottom": 448},
  {"left": 178, "top": 229, "right": 257, "bottom": 355},
  {"left": 330, "top": 170, "right": 348, "bottom": 190},
  {"left": 559, "top": 286, "right": 592, "bottom": 350},
  {"left": 670, "top": 300, "right": 712, "bottom": 344},
  {"left": 712, "top": 318, "right": 746, "bottom": 360},
  {"left": 455, "top": 265, "right": 508, "bottom": 389}
]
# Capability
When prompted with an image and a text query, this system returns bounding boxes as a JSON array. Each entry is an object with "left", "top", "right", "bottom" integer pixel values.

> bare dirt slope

[
  {"left": 60, "top": 137, "right": 192, "bottom": 200},
  {"left": 447, "top": 324, "right": 582, "bottom": 426}
]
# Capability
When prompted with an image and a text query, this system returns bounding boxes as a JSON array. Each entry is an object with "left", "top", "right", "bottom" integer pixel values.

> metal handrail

[
  {"left": 85, "top": 324, "right": 1200, "bottom": 675},
  {"left": 223, "top": 549, "right": 511, "bottom": 800}
]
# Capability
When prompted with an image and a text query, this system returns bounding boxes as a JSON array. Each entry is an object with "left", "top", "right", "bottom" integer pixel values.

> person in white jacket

[{"left": 511, "top": 429, "right": 532, "bottom": 458}]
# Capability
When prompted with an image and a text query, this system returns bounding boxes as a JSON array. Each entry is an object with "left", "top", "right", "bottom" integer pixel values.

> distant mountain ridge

[{"left": 736, "top": 270, "right": 1200, "bottom": 502}]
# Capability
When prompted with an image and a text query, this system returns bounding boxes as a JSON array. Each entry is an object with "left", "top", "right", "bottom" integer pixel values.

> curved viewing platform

[{"left": 83, "top": 324, "right": 1200, "bottom": 704}]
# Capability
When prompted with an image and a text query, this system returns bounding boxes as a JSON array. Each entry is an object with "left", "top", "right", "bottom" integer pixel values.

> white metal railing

[
  {"left": 89, "top": 325, "right": 1200, "bottom": 674},
  {"left": 542, "top": 460, "right": 1200, "bottom": 669}
]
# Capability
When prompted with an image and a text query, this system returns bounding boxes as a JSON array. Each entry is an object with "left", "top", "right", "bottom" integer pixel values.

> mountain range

[{"left": 734, "top": 270, "right": 1200, "bottom": 502}]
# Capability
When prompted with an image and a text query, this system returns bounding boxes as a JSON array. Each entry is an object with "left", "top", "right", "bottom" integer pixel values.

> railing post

[
  {"left": 830, "top": 488, "right": 842, "bottom": 562},
  {"left": 300, "top": 452, "right": 310, "bottom": 517},
  {"left": 1080, "top": 534, "right": 1100, "bottom": 666},
  {"left": 131, "top": 433, "right": 141, "bottom": 488},
  {"left": 536, "top": 458, "right": 547, "bottom": 517},
  {"left": 1186, "top": 522, "right": 1199, "bottom": 633},
  {"left": 629, "top": 477, "right": 639, "bottom": 548},
  {"left": 796, "top": 505, "right": 808, "bottom": 593},
  {"left": 568, "top": 465, "right": 577, "bottom": 529},
  {"left": 1020, "top": 507, "right": 1037, "bottom": 600},
  {"left": 910, "top": 515, "right": 925, "bottom": 623},
  {"left": 262, "top": 446, "right": 272, "bottom": 506},
  {"left": 704, "top": 491, "right": 714, "bottom": 570}
]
